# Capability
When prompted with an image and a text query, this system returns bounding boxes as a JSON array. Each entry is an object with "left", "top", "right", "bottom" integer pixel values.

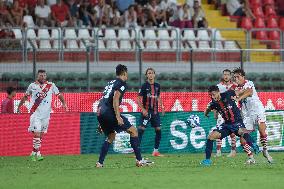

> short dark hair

[
  {"left": 208, "top": 85, "right": 219, "bottom": 93},
  {"left": 232, "top": 67, "right": 245, "bottom": 76},
  {"left": 223, "top": 69, "right": 231, "bottom": 74},
  {"left": 38, "top": 69, "right": 46, "bottom": 74},
  {"left": 6, "top": 87, "right": 15, "bottom": 95},
  {"left": 145, "top": 67, "right": 155, "bottom": 75},
  {"left": 116, "top": 64, "right": 128, "bottom": 76}
]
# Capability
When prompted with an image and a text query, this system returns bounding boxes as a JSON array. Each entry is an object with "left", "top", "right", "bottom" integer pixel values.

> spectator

[
  {"left": 10, "top": 0, "right": 24, "bottom": 26},
  {"left": 147, "top": 0, "right": 167, "bottom": 27},
  {"left": 23, "top": 9, "right": 35, "bottom": 27},
  {"left": 111, "top": 4, "right": 121, "bottom": 26},
  {"left": 67, "top": 0, "right": 80, "bottom": 27},
  {"left": 1, "top": 87, "right": 16, "bottom": 114},
  {"left": 135, "top": 0, "right": 148, "bottom": 6},
  {"left": 35, "top": 0, "right": 51, "bottom": 27},
  {"left": 192, "top": 0, "right": 208, "bottom": 28},
  {"left": 178, "top": 3, "right": 193, "bottom": 28},
  {"left": 78, "top": 0, "right": 96, "bottom": 27},
  {"left": 136, "top": 4, "right": 146, "bottom": 27},
  {"left": 0, "top": 1, "right": 15, "bottom": 26},
  {"left": 94, "top": 0, "right": 111, "bottom": 26},
  {"left": 185, "top": 0, "right": 200, "bottom": 8},
  {"left": 124, "top": 5, "right": 137, "bottom": 27},
  {"left": 51, "top": 0, "right": 72, "bottom": 27},
  {"left": 48, "top": 0, "right": 57, "bottom": 6},
  {"left": 226, "top": 0, "right": 255, "bottom": 19}
]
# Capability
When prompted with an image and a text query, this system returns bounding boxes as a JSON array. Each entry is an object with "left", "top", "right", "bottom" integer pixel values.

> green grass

[{"left": 0, "top": 153, "right": 284, "bottom": 189}]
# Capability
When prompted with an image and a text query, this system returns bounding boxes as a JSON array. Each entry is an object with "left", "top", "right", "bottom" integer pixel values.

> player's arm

[
  {"left": 58, "top": 94, "right": 68, "bottom": 111},
  {"left": 113, "top": 90, "right": 124, "bottom": 126},
  {"left": 204, "top": 104, "right": 212, "bottom": 118},
  {"left": 232, "top": 88, "right": 253, "bottom": 102},
  {"left": 17, "top": 94, "right": 29, "bottom": 113},
  {"left": 137, "top": 95, "right": 148, "bottom": 117}
]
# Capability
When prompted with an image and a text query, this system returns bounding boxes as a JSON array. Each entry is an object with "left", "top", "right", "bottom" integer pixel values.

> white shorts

[
  {"left": 28, "top": 114, "right": 50, "bottom": 133},
  {"left": 242, "top": 108, "right": 266, "bottom": 131}
]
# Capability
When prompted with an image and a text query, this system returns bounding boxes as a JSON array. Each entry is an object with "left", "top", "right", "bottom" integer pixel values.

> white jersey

[
  {"left": 26, "top": 81, "right": 60, "bottom": 119},
  {"left": 217, "top": 81, "right": 236, "bottom": 93},
  {"left": 237, "top": 80, "right": 265, "bottom": 112}
]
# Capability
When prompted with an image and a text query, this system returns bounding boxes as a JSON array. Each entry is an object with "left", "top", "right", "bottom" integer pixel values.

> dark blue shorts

[
  {"left": 214, "top": 121, "right": 245, "bottom": 139},
  {"left": 97, "top": 106, "right": 132, "bottom": 136},
  {"left": 139, "top": 112, "right": 161, "bottom": 128}
]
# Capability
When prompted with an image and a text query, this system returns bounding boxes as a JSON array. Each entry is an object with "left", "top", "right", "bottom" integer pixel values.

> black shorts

[
  {"left": 214, "top": 121, "right": 245, "bottom": 139},
  {"left": 139, "top": 112, "right": 161, "bottom": 128},
  {"left": 97, "top": 106, "right": 132, "bottom": 136}
]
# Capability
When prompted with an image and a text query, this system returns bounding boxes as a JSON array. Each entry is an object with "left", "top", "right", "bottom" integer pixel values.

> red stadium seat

[
  {"left": 267, "top": 17, "right": 278, "bottom": 28},
  {"left": 271, "top": 41, "right": 280, "bottom": 49},
  {"left": 241, "top": 17, "right": 253, "bottom": 30},
  {"left": 253, "top": 7, "right": 264, "bottom": 18},
  {"left": 268, "top": 31, "right": 280, "bottom": 40},
  {"left": 250, "top": 0, "right": 262, "bottom": 8},
  {"left": 254, "top": 17, "right": 266, "bottom": 28},
  {"left": 265, "top": 6, "right": 277, "bottom": 17},
  {"left": 263, "top": 0, "right": 275, "bottom": 6},
  {"left": 256, "top": 31, "right": 268, "bottom": 40},
  {"left": 279, "top": 17, "right": 284, "bottom": 30}
]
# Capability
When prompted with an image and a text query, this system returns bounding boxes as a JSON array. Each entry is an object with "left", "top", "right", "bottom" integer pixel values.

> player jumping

[
  {"left": 201, "top": 85, "right": 257, "bottom": 166},
  {"left": 96, "top": 64, "right": 153, "bottom": 168},
  {"left": 17, "top": 70, "right": 68, "bottom": 161},
  {"left": 137, "top": 67, "right": 165, "bottom": 157},
  {"left": 232, "top": 68, "right": 273, "bottom": 163}
]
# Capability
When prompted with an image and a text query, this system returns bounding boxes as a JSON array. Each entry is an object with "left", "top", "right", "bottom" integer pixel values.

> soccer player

[
  {"left": 137, "top": 67, "right": 165, "bottom": 157},
  {"left": 215, "top": 69, "right": 237, "bottom": 158},
  {"left": 201, "top": 85, "right": 257, "bottom": 166},
  {"left": 232, "top": 68, "right": 273, "bottom": 163},
  {"left": 1, "top": 87, "right": 16, "bottom": 113},
  {"left": 96, "top": 64, "right": 153, "bottom": 168},
  {"left": 17, "top": 70, "right": 68, "bottom": 161}
]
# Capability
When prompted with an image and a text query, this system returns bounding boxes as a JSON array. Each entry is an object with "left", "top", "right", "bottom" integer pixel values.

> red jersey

[
  {"left": 1, "top": 97, "right": 14, "bottom": 113},
  {"left": 51, "top": 3, "right": 69, "bottom": 22}
]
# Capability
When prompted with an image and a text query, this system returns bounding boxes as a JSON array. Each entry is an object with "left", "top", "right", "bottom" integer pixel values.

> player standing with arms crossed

[
  {"left": 137, "top": 68, "right": 165, "bottom": 157},
  {"left": 17, "top": 70, "right": 68, "bottom": 161},
  {"left": 232, "top": 68, "right": 273, "bottom": 163}
]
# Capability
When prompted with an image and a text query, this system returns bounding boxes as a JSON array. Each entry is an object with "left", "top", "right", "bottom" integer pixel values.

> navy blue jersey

[
  {"left": 99, "top": 78, "right": 127, "bottom": 111},
  {"left": 138, "top": 81, "right": 160, "bottom": 114},
  {"left": 208, "top": 90, "right": 242, "bottom": 124}
]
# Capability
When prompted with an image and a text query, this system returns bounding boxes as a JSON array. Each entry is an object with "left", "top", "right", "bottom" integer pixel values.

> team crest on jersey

[
  {"left": 36, "top": 92, "right": 47, "bottom": 99},
  {"left": 120, "top": 86, "right": 125, "bottom": 91}
]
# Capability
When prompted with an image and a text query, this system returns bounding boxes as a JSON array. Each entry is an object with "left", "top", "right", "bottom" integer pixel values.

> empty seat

[
  {"left": 158, "top": 29, "right": 170, "bottom": 39},
  {"left": 51, "top": 28, "right": 61, "bottom": 49},
  {"left": 26, "top": 29, "right": 38, "bottom": 49},
  {"left": 98, "top": 39, "right": 105, "bottom": 49},
  {"left": 215, "top": 41, "right": 223, "bottom": 49},
  {"left": 198, "top": 41, "right": 210, "bottom": 49},
  {"left": 268, "top": 31, "right": 280, "bottom": 40},
  {"left": 212, "top": 30, "right": 224, "bottom": 40},
  {"left": 104, "top": 29, "right": 118, "bottom": 49},
  {"left": 197, "top": 30, "right": 210, "bottom": 40},
  {"left": 265, "top": 6, "right": 276, "bottom": 17},
  {"left": 64, "top": 28, "right": 78, "bottom": 49},
  {"left": 256, "top": 31, "right": 268, "bottom": 40},
  {"left": 253, "top": 7, "right": 264, "bottom": 18},
  {"left": 23, "top": 16, "right": 35, "bottom": 27},
  {"left": 78, "top": 29, "right": 91, "bottom": 48},
  {"left": 183, "top": 30, "right": 196, "bottom": 40},
  {"left": 241, "top": 17, "right": 253, "bottom": 30},
  {"left": 279, "top": 18, "right": 284, "bottom": 30},
  {"left": 118, "top": 29, "right": 132, "bottom": 50},
  {"left": 224, "top": 41, "right": 238, "bottom": 49},
  {"left": 38, "top": 29, "right": 51, "bottom": 49},
  {"left": 118, "top": 29, "right": 130, "bottom": 39},
  {"left": 263, "top": 0, "right": 275, "bottom": 6},
  {"left": 12, "top": 28, "right": 22, "bottom": 39},
  {"left": 145, "top": 40, "right": 158, "bottom": 49},
  {"left": 144, "top": 29, "right": 156, "bottom": 39},
  {"left": 254, "top": 17, "right": 265, "bottom": 28},
  {"left": 159, "top": 40, "right": 171, "bottom": 50},
  {"left": 267, "top": 17, "right": 278, "bottom": 28}
]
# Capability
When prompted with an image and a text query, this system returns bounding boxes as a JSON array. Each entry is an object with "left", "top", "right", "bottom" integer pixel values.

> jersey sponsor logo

[{"left": 120, "top": 86, "right": 125, "bottom": 91}]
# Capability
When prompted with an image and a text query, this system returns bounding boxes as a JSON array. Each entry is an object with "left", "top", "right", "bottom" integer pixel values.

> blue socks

[
  {"left": 130, "top": 137, "right": 142, "bottom": 161},
  {"left": 205, "top": 139, "right": 214, "bottom": 159},
  {"left": 98, "top": 140, "right": 110, "bottom": 164},
  {"left": 155, "top": 130, "right": 162, "bottom": 149}
]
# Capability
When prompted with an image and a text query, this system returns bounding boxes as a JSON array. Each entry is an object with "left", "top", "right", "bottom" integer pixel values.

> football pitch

[{"left": 0, "top": 153, "right": 283, "bottom": 189}]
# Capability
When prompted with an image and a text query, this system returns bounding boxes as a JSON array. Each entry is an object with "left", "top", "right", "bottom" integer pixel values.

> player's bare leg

[
  {"left": 227, "top": 133, "right": 237, "bottom": 157},
  {"left": 152, "top": 127, "right": 164, "bottom": 157},
  {"left": 96, "top": 132, "right": 116, "bottom": 168},
  {"left": 259, "top": 122, "right": 273, "bottom": 163},
  {"left": 127, "top": 126, "right": 153, "bottom": 167},
  {"left": 30, "top": 132, "right": 43, "bottom": 161}
]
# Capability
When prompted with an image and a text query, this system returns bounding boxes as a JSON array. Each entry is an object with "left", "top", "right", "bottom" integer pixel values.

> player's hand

[
  {"left": 142, "top": 108, "right": 148, "bottom": 117},
  {"left": 117, "top": 116, "right": 124, "bottom": 126}
]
